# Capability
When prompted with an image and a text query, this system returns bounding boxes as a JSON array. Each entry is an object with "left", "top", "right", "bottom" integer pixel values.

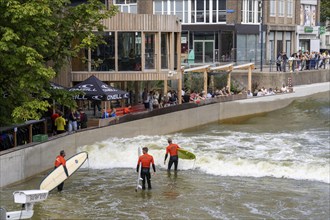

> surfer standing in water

[
  {"left": 54, "top": 150, "right": 69, "bottom": 192},
  {"left": 137, "top": 147, "right": 156, "bottom": 190},
  {"left": 164, "top": 138, "right": 180, "bottom": 171}
]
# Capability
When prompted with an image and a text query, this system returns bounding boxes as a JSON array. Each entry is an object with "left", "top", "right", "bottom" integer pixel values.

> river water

[{"left": 1, "top": 92, "right": 329, "bottom": 219}]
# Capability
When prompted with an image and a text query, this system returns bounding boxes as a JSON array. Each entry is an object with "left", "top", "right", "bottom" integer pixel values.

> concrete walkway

[{"left": 239, "top": 82, "right": 330, "bottom": 103}]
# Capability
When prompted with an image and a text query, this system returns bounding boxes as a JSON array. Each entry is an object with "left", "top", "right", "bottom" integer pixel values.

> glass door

[
  {"left": 194, "top": 41, "right": 203, "bottom": 63},
  {"left": 205, "top": 41, "right": 214, "bottom": 62},
  {"left": 194, "top": 40, "right": 214, "bottom": 63}
]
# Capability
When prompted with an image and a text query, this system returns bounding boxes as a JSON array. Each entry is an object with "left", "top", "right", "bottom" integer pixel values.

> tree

[
  {"left": 320, "top": 0, "right": 330, "bottom": 23},
  {"left": 0, "top": 0, "right": 118, "bottom": 126}
]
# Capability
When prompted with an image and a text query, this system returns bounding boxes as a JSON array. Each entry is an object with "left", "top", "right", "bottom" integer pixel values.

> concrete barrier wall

[
  {"left": 1, "top": 82, "right": 329, "bottom": 187},
  {"left": 232, "top": 69, "right": 330, "bottom": 90}
]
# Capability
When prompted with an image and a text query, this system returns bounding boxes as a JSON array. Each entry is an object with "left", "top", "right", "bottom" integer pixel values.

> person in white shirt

[
  {"left": 280, "top": 84, "right": 288, "bottom": 93},
  {"left": 247, "top": 90, "right": 253, "bottom": 98}
]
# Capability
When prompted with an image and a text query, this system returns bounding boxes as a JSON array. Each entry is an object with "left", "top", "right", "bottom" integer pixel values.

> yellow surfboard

[{"left": 178, "top": 149, "right": 196, "bottom": 160}]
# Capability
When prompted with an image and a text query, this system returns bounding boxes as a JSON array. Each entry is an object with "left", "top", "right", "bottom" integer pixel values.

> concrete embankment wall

[
  {"left": 232, "top": 69, "right": 329, "bottom": 89},
  {"left": 1, "top": 82, "right": 329, "bottom": 188}
]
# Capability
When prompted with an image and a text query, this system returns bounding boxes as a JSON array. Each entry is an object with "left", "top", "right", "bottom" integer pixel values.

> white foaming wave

[
  {"left": 78, "top": 135, "right": 197, "bottom": 170},
  {"left": 78, "top": 131, "right": 330, "bottom": 183},
  {"left": 195, "top": 154, "right": 330, "bottom": 183}
]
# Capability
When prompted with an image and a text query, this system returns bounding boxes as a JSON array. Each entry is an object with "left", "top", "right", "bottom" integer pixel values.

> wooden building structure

[{"left": 54, "top": 12, "right": 182, "bottom": 104}]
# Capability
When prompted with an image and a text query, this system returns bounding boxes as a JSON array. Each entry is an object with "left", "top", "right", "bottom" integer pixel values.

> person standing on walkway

[
  {"left": 68, "top": 109, "right": 78, "bottom": 133},
  {"left": 79, "top": 109, "right": 88, "bottom": 129},
  {"left": 164, "top": 138, "right": 180, "bottom": 171},
  {"left": 54, "top": 112, "right": 66, "bottom": 134},
  {"left": 276, "top": 52, "right": 282, "bottom": 72},
  {"left": 282, "top": 52, "right": 288, "bottom": 72},
  {"left": 136, "top": 147, "right": 156, "bottom": 190},
  {"left": 54, "top": 150, "right": 69, "bottom": 192}
]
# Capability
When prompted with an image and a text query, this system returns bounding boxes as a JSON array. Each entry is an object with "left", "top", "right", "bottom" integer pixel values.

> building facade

[
  {"left": 264, "top": 0, "right": 298, "bottom": 62},
  {"left": 296, "top": 0, "right": 321, "bottom": 53},
  {"left": 55, "top": 0, "right": 182, "bottom": 101},
  {"left": 320, "top": 21, "right": 330, "bottom": 51},
  {"left": 112, "top": 0, "right": 322, "bottom": 65},
  {"left": 111, "top": 0, "right": 264, "bottom": 64}
]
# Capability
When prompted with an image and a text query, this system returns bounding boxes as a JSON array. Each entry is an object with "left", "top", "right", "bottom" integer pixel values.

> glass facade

[
  {"left": 145, "top": 33, "right": 156, "bottom": 70},
  {"left": 161, "top": 33, "right": 169, "bottom": 69},
  {"left": 237, "top": 34, "right": 260, "bottom": 63},
  {"left": 72, "top": 32, "right": 143, "bottom": 72},
  {"left": 114, "top": 0, "right": 137, "bottom": 13},
  {"left": 154, "top": 0, "right": 226, "bottom": 24},
  {"left": 118, "top": 32, "right": 142, "bottom": 71},
  {"left": 241, "top": 0, "right": 261, "bottom": 24},
  {"left": 300, "top": 4, "right": 317, "bottom": 26},
  {"left": 90, "top": 33, "right": 115, "bottom": 71}
]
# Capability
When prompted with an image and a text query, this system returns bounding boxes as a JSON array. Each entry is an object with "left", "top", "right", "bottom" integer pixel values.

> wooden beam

[
  {"left": 233, "top": 63, "right": 255, "bottom": 70},
  {"left": 183, "top": 65, "right": 210, "bottom": 73},
  {"left": 210, "top": 63, "right": 234, "bottom": 72}
]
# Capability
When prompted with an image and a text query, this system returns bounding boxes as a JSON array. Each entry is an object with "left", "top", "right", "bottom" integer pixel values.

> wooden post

[
  {"left": 210, "top": 75, "right": 215, "bottom": 94},
  {"left": 248, "top": 65, "right": 252, "bottom": 92},
  {"left": 164, "top": 79, "right": 168, "bottom": 96},
  {"left": 203, "top": 69, "right": 207, "bottom": 94},
  {"left": 227, "top": 72, "right": 231, "bottom": 92}
]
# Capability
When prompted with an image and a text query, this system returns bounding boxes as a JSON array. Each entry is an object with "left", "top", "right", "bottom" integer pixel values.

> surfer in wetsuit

[
  {"left": 164, "top": 138, "right": 180, "bottom": 171},
  {"left": 136, "top": 147, "right": 156, "bottom": 190},
  {"left": 54, "top": 150, "right": 69, "bottom": 192}
]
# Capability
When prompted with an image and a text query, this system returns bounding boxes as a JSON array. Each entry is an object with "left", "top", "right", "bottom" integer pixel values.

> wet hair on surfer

[
  {"left": 167, "top": 138, "right": 172, "bottom": 143},
  {"left": 142, "top": 147, "right": 148, "bottom": 152},
  {"left": 60, "top": 150, "right": 65, "bottom": 156}
]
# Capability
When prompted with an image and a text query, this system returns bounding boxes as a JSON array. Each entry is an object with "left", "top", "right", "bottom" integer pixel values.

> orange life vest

[
  {"left": 137, "top": 153, "right": 154, "bottom": 168},
  {"left": 54, "top": 155, "right": 66, "bottom": 167},
  {"left": 166, "top": 144, "right": 180, "bottom": 156}
]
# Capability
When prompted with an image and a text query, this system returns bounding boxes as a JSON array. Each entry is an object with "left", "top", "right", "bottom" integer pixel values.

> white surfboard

[
  {"left": 39, "top": 151, "right": 88, "bottom": 191},
  {"left": 135, "top": 146, "right": 143, "bottom": 192}
]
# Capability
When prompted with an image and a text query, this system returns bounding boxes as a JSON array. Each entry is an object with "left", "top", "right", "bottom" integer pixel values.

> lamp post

[{"left": 259, "top": 0, "right": 264, "bottom": 72}]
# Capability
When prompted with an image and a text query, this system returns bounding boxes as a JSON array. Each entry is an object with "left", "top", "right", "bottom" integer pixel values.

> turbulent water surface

[{"left": 1, "top": 92, "right": 329, "bottom": 219}]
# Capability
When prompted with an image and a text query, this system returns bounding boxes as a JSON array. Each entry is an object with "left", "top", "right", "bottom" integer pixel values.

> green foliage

[
  {"left": 0, "top": 0, "right": 118, "bottom": 126},
  {"left": 320, "top": 0, "right": 330, "bottom": 22}
]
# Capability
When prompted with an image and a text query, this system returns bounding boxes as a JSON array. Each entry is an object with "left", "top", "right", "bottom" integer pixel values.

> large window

[
  {"left": 118, "top": 32, "right": 141, "bottom": 71},
  {"left": 278, "top": 0, "right": 284, "bottom": 17},
  {"left": 237, "top": 34, "right": 259, "bottom": 62},
  {"left": 300, "top": 4, "right": 317, "bottom": 26},
  {"left": 241, "top": 0, "right": 261, "bottom": 24},
  {"left": 270, "top": 0, "right": 275, "bottom": 17},
  {"left": 161, "top": 33, "right": 169, "bottom": 69},
  {"left": 287, "top": 0, "right": 293, "bottom": 17},
  {"left": 91, "top": 33, "right": 115, "bottom": 71},
  {"left": 145, "top": 33, "right": 156, "bottom": 70},
  {"left": 154, "top": 0, "right": 226, "bottom": 24},
  {"left": 114, "top": 0, "right": 137, "bottom": 13},
  {"left": 326, "top": 36, "right": 330, "bottom": 45}
]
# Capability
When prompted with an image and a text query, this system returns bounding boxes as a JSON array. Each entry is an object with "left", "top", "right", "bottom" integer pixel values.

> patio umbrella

[{"left": 68, "top": 75, "right": 129, "bottom": 101}]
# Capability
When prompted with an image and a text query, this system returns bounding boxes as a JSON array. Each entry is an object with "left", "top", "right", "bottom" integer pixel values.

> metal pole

[{"left": 260, "top": 0, "right": 264, "bottom": 72}]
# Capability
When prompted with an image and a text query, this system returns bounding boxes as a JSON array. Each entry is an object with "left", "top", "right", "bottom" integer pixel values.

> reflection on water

[{"left": 0, "top": 92, "right": 329, "bottom": 219}]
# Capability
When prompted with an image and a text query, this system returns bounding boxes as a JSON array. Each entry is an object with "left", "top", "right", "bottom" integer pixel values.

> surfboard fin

[
  {"left": 139, "top": 177, "right": 143, "bottom": 181},
  {"left": 138, "top": 185, "right": 142, "bottom": 189}
]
